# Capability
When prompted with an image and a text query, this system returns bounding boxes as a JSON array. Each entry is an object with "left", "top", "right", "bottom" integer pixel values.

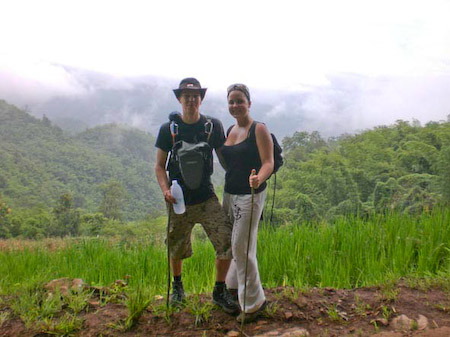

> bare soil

[{"left": 2, "top": 281, "right": 450, "bottom": 336}]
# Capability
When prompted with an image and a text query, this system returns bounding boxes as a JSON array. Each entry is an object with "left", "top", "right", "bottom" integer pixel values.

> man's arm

[{"left": 155, "top": 149, "right": 176, "bottom": 204}]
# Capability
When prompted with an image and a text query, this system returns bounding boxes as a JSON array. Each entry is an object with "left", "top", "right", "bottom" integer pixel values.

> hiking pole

[
  {"left": 242, "top": 169, "right": 256, "bottom": 328},
  {"left": 269, "top": 173, "right": 276, "bottom": 225},
  {"left": 166, "top": 202, "right": 171, "bottom": 309},
  {"left": 263, "top": 178, "right": 270, "bottom": 224},
  {"left": 167, "top": 114, "right": 178, "bottom": 309}
]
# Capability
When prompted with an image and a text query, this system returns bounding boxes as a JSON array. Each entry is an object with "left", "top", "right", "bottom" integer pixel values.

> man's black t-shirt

[{"left": 155, "top": 114, "right": 225, "bottom": 205}]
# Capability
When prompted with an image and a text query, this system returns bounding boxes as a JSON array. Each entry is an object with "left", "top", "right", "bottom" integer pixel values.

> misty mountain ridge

[{"left": 2, "top": 64, "right": 450, "bottom": 139}]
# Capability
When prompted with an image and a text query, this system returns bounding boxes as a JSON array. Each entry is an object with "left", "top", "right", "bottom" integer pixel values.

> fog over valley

[{"left": 1, "top": 62, "right": 449, "bottom": 139}]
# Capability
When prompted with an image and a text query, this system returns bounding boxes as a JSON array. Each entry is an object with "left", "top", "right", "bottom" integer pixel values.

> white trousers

[{"left": 223, "top": 190, "right": 266, "bottom": 313}]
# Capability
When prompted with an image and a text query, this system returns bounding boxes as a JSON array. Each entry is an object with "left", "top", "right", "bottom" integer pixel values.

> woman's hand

[{"left": 249, "top": 169, "right": 260, "bottom": 189}]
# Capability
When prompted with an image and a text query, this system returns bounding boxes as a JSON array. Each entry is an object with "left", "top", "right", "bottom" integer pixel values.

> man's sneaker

[
  {"left": 236, "top": 300, "right": 268, "bottom": 324},
  {"left": 170, "top": 280, "right": 185, "bottom": 307},
  {"left": 212, "top": 284, "right": 240, "bottom": 315}
]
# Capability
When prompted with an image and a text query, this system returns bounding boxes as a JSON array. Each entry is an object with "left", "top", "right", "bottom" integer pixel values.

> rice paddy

[{"left": 1, "top": 209, "right": 450, "bottom": 297}]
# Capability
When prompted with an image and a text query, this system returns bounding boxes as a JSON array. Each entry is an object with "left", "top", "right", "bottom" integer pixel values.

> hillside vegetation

[
  {"left": 272, "top": 119, "right": 450, "bottom": 224},
  {"left": 0, "top": 100, "right": 162, "bottom": 237}
]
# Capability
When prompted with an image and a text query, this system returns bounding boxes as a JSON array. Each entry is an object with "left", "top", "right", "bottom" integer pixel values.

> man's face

[{"left": 179, "top": 90, "right": 202, "bottom": 113}]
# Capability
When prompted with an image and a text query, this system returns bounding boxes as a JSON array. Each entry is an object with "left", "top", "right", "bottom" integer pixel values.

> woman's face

[{"left": 228, "top": 90, "right": 251, "bottom": 119}]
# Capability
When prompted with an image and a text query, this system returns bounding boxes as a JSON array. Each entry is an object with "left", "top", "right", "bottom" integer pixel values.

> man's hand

[
  {"left": 249, "top": 169, "right": 259, "bottom": 189},
  {"left": 164, "top": 190, "right": 177, "bottom": 204}
]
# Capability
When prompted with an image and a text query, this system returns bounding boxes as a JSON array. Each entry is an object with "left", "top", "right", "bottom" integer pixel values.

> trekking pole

[
  {"left": 263, "top": 178, "right": 270, "bottom": 224},
  {"left": 242, "top": 169, "right": 256, "bottom": 328},
  {"left": 269, "top": 173, "right": 276, "bottom": 225},
  {"left": 166, "top": 202, "right": 171, "bottom": 309},
  {"left": 167, "top": 117, "right": 178, "bottom": 309}
]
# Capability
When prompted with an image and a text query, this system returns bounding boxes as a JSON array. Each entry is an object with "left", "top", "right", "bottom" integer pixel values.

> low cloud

[
  {"left": 0, "top": 57, "right": 87, "bottom": 106},
  {"left": 254, "top": 73, "right": 450, "bottom": 138},
  {"left": 1, "top": 60, "right": 449, "bottom": 140}
]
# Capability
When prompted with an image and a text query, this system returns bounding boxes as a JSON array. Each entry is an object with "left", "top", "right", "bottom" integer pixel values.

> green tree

[
  {"left": 396, "top": 141, "right": 438, "bottom": 174},
  {"left": 282, "top": 131, "right": 327, "bottom": 162},
  {"left": 52, "top": 193, "right": 80, "bottom": 236},
  {"left": 438, "top": 146, "right": 450, "bottom": 203},
  {"left": 42, "top": 114, "right": 52, "bottom": 127},
  {"left": 80, "top": 213, "right": 107, "bottom": 236},
  {"left": 99, "top": 180, "right": 125, "bottom": 220}
]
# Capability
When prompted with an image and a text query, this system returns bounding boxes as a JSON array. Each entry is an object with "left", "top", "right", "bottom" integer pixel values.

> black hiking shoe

[
  {"left": 212, "top": 284, "right": 240, "bottom": 315},
  {"left": 170, "top": 280, "right": 185, "bottom": 307},
  {"left": 228, "top": 288, "right": 238, "bottom": 302},
  {"left": 236, "top": 300, "right": 268, "bottom": 324}
]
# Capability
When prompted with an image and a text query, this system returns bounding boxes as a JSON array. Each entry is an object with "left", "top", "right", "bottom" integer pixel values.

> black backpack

[{"left": 271, "top": 133, "right": 283, "bottom": 174}]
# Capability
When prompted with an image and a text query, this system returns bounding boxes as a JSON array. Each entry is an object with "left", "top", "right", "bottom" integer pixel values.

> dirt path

[{"left": 2, "top": 282, "right": 450, "bottom": 336}]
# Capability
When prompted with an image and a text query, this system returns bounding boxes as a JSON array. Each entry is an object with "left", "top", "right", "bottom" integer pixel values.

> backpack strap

[
  {"left": 247, "top": 121, "right": 258, "bottom": 140},
  {"left": 226, "top": 125, "right": 234, "bottom": 137},
  {"left": 168, "top": 111, "right": 181, "bottom": 148},
  {"left": 169, "top": 113, "right": 214, "bottom": 147},
  {"left": 170, "top": 121, "right": 178, "bottom": 147},
  {"left": 204, "top": 115, "right": 213, "bottom": 143}
]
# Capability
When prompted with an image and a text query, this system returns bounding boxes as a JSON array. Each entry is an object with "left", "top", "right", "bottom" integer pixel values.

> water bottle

[{"left": 170, "top": 180, "right": 185, "bottom": 214}]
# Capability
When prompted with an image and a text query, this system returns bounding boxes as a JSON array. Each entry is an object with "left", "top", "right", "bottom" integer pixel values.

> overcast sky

[{"left": 1, "top": 0, "right": 450, "bottom": 133}]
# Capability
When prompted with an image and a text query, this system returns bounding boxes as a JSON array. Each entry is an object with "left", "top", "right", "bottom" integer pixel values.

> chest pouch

[{"left": 175, "top": 140, "right": 211, "bottom": 190}]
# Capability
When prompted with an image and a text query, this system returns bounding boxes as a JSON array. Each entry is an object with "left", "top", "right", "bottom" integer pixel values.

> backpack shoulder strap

[
  {"left": 226, "top": 125, "right": 234, "bottom": 137},
  {"left": 169, "top": 121, "right": 178, "bottom": 147},
  {"left": 168, "top": 111, "right": 181, "bottom": 148},
  {"left": 247, "top": 121, "right": 258, "bottom": 139},
  {"left": 202, "top": 114, "right": 213, "bottom": 143}
]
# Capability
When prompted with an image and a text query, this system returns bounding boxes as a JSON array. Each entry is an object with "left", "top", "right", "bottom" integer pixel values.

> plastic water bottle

[{"left": 170, "top": 180, "right": 185, "bottom": 214}]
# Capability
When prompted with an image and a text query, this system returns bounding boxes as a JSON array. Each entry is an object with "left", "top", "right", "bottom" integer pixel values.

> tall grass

[
  {"left": 0, "top": 236, "right": 215, "bottom": 296},
  {"left": 1, "top": 209, "right": 450, "bottom": 296},
  {"left": 259, "top": 209, "right": 450, "bottom": 288}
]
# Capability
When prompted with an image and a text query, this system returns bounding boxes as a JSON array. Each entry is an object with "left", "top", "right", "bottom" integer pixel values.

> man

[{"left": 154, "top": 77, "right": 239, "bottom": 314}]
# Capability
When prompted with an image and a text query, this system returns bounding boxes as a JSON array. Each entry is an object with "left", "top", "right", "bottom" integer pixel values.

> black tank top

[{"left": 221, "top": 122, "right": 267, "bottom": 195}]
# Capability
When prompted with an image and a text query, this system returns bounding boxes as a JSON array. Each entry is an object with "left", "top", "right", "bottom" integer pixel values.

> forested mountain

[
  {"left": 0, "top": 100, "right": 163, "bottom": 222},
  {"left": 273, "top": 120, "right": 450, "bottom": 224}
]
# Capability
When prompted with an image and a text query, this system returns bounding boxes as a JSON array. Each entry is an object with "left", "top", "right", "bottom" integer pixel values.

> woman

[{"left": 221, "top": 83, "right": 274, "bottom": 323}]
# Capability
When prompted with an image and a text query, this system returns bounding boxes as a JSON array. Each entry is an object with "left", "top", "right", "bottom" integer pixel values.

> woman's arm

[{"left": 249, "top": 123, "right": 274, "bottom": 189}]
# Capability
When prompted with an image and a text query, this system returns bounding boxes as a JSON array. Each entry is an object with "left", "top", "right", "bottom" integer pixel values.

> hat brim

[{"left": 173, "top": 88, "right": 207, "bottom": 100}]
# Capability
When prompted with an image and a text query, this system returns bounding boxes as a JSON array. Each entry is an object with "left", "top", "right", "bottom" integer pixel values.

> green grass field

[{"left": 1, "top": 209, "right": 450, "bottom": 297}]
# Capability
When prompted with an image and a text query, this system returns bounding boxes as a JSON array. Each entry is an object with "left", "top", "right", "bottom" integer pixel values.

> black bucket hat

[{"left": 173, "top": 77, "right": 207, "bottom": 100}]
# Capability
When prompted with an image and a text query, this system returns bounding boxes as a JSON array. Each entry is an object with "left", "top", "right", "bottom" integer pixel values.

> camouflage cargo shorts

[{"left": 167, "top": 195, "right": 232, "bottom": 260}]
